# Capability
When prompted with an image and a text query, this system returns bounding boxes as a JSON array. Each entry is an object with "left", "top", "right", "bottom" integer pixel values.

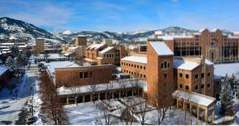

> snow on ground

[
  {"left": 144, "top": 107, "right": 204, "bottom": 125},
  {"left": 64, "top": 97, "right": 204, "bottom": 125},
  {"left": 64, "top": 102, "right": 103, "bottom": 125}
]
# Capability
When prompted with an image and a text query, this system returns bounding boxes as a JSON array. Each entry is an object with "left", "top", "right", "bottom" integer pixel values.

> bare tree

[
  {"left": 39, "top": 71, "right": 68, "bottom": 124},
  {"left": 134, "top": 98, "right": 148, "bottom": 125},
  {"left": 154, "top": 83, "right": 173, "bottom": 125},
  {"left": 96, "top": 101, "right": 112, "bottom": 125},
  {"left": 120, "top": 106, "right": 134, "bottom": 125}
]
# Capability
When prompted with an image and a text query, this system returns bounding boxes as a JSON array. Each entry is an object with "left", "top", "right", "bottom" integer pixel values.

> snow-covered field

[
  {"left": 64, "top": 97, "right": 203, "bottom": 125},
  {"left": 0, "top": 64, "right": 42, "bottom": 124}
]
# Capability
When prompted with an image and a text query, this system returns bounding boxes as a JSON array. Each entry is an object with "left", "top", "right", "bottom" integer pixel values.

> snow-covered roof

[
  {"left": 172, "top": 90, "right": 216, "bottom": 107},
  {"left": 44, "top": 61, "right": 81, "bottom": 78},
  {"left": 228, "top": 36, "right": 239, "bottom": 39},
  {"left": 214, "top": 63, "right": 239, "bottom": 79},
  {"left": 199, "top": 28, "right": 208, "bottom": 32},
  {"left": 0, "top": 65, "right": 8, "bottom": 76},
  {"left": 173, "top": 58, "right": 213, "bottom": 71},
  {"left": 87, "top": 43, "right": 106, "bottom": 50},
  {"left": 57, "top": 79, "right": 146, "bottom": 95},
  {"left": 150, "top": 42, "right": 173, "bottom": 56},
  {"left": 121, "top": 56, "right": 147, "bottom": 64},
  {"left": 157, "top": 35, "right": 194, "bottom": 40},
  {"left": 173, "top": 59, "right": 199, "bottom": 70},
  {"left": 99, "top": 46, "right": 114, "bottom": 54}
]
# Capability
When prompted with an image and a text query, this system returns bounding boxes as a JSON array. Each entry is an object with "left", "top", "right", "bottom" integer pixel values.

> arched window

[{"left": 161, "top": 61, "right": 170, "bottom": 69}]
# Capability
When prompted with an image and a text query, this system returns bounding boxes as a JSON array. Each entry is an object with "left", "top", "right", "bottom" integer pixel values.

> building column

[
  {"left": 90, "top": 94, "right": 93, "bottom": 101},
  {"left": 190, "top": 103, "right": 192, "bottom": 113},
  {"left": 183, "top": 101, "right": 186, "bottom": 110},
  {"left": 197, "top": 105, "right": 200, "bottom": 120},
  {"left": 82, "top": 95, "right": 85, "bottom": 103},
  {"left": 112, "top": 91, "right": 114, "bottom": 99},
  {"left": 212, "top": 109, "right": 215, "bottom": 122},
  {"left": 204, "top": 108, "right": 208, "bottom": 123},
  {"left": 66, "top": 97, "right": 69, "bottom": 104},
  {"left": 97, "top": 93, "right": 100, "bottom": 100},
  {"left": 176, "top": 99, "right": 179, "bottom": 108},
  {"left": 74, "top": 96, "right": 77, "bottom": 104}
]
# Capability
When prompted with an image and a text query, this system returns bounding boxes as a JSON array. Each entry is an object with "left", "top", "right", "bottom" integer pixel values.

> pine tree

[
  {"left": 10, "top": 45, "right": 19, "bottom": 57},
  {"left": 220, "top": 76, "right": 234, "bottom": 114},
  {"left": 5, "top": 56, "right": 16, "bottom": 71}
]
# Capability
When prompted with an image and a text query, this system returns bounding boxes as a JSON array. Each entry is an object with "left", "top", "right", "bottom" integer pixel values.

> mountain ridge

[{"left": 0, "top": 17, "right": 234, "bottom": 43}]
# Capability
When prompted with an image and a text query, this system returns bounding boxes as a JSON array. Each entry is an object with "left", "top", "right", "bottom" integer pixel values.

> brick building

[
  {"left": 34, "top": 38, "right": 44, "bottom": 54},
  {"left": 152, "top": 29, "right": 239, "bottom": 63},
  {"left": 120, "top": 41, "right": 216, "bottom": 122},
  {"left": 74, "top": 36, "right": 87, "bottom": 46},
  {"left": 33, "top": 38, "right": 61, "bottom": 54},
  {"left": 121, "top": 55, "right": 147, "bottom": 80},
  {"left": 44, "top": 61, "right": 115, "bottom": 88},
  {"left": 85, "top": 43, "right": 127, "bottom": 65}
]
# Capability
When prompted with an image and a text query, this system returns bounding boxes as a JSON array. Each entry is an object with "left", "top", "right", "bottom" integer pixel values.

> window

[
  {"left": 164, "top": 73, "right": 167, "bottom": 78},
  {"left": 207, "top": 84, "right": 210, "bottom": 88},
  {"left": 201, "top": 73, "right": 204, "bottom": 78},
  {"left": 195, "top": 85, "right": 198, "bottom": 90},
  {"left": 207, "top": 72, "right": 210, "bottom": 77},
  {"left": 84, "top": 72, "right": 88, "bottom": 78},
  {"left": 179, "top": 84, "right": 183, "bottom": 88},
  {"left": 185, "top": 86, "right": 189, "bottom": 90},
  {"left": 201, "top": 85, "right": 204, "bottom": 89},
  {"left": 161, "top": 61, "right": 170, "bottom": 69},
  {"left": 195, "top": 74, "right": 198, "bottom": 79},
  {"left": 185, "top": 74, "right": 189, "bottom": 79},
  {"left": 179, "top": 73, "right": 183, "bottom": 78},
  {"left": 80, "top": 72, "right": 83, "bottom": 78}
]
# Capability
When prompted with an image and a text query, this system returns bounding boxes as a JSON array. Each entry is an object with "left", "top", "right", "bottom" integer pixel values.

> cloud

[{"left": 0, "top": 1, "right": 74, "bottom": 31}]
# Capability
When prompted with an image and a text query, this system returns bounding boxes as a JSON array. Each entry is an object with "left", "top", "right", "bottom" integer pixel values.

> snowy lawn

[{"left": 64, "top": 97, "right": 204, "bottom": 125}]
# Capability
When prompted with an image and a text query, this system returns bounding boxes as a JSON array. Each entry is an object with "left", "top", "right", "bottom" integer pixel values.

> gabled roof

[
  {"left": 149, "top": 42, "right": 173, "bottom": 56},
  {"left": 173, "top": 90, "right": 216, "bottom": 107},
  {"left": 87, "top": 43, "right": 106, "bottom": 50},
  {"left": 173, "top": 59, "right": 199, "bottom": 70},
  {"left": 99, "top": 47, "right": 114, "bottom": 54},
  {"left": 121, "top": 56, "right": 147, "bottom": 64}
]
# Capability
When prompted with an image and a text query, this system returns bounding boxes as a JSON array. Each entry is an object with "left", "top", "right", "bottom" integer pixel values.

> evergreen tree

[
  {"left": 10, "top": 45, "right": 19, "bottom": 57},
  {"left": 220, "top": 76, "right": 234, "bottom": 114},
  {"left": 5, "top": 56, "right": 16, "bottom": 71}
]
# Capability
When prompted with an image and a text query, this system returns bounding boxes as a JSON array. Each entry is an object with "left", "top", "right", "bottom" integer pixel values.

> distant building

[
  {"left": 85, "top": 43, "right": 127, "bottom": 65},
  {"left": 34, "top": 38, "right": 44, "bottom": 54},
  {"left": 152, "top": 28, "right": 239, "bottom": 63},
  {"left": 75, "top": 36, "right": 87, "bottom": 46},
  {"left": 33, "top": 38, "right": 62, "bottom": 54}
]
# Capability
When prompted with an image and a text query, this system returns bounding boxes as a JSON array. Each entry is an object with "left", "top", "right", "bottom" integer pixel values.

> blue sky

[{"left": 0, "top": 0, "right": 239, "bottom": 32}]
